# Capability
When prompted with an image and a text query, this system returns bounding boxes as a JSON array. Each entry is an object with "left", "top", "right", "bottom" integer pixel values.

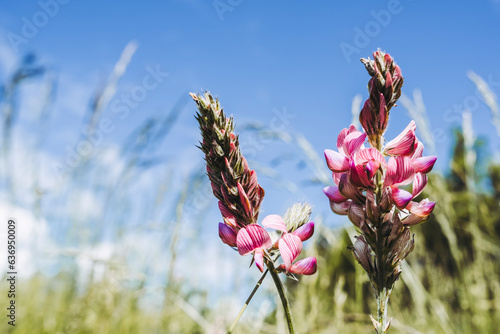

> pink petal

[
  {"left": 349, "top": 159, "right": 372, "bottom": 187},
  {"left": 329, "top": 200, "right": 350, "bottom": 215},
  {"left": 344, "top": 131, "right": 367, "bottom": 156},
  {"left": 385, "top": 121, "right": 416, "bottom": 156},
  {"left": 384, "top": 156, "right": 414, "bottom": 187},
  {"left": 406, "top": 199, "right": 435, "bottom": 216},
  {"left": 385, "top": 71, "right": 393, "bottom": 88},
  {"left": 355, "top": 147, "right": 386, "bottom": 166},
  {"left": 332, "top": 171, "right": 343, "bottom": 185},
  {"left": 413, "top": 156, "right": 437, "bottom": 174},
  {"left": 293, "top": 222, "right": 314, "bottom": 241},
  {"left": 289, "top": 257, "right": 317, "bottom": 275},
  {"left": 337, "top": 128, "right": 350, "bottom": 154},
  {"left": 323, "top": 185, "right": 347, "bottom": 203},
  {"left": 391, "top": 186, "right": 413, "bottom": 209},
  {"left": 412, "top": 173, "right": 427, "bottom": 198},
  {"left": 254, "top": 248, "right": 265, "bottom": 272},
  {"left": 279, "top": 233, "right": 303, "bottom": 272},
  {"left": 324, "top": 149, "right": 349, "bottom": 172},
  {"left": 366, "top": 160, "right": 380, "bottom": 179},
  {"left": 218, "top": 201, "right": 237, "bottom": 228},
  {"left": 219, "top": 223, "right": 237, "bottom": 246},
  {"left": 262, "top": 214, "right": 287, "bottom": 232},
  {"left": 236, "top": 225, "right": 272, "bottom": 256},
  {"left": 378, "top": 93, "right": 387, "bottom": 129},
  {"left": 411, "top": 140, "right": 424, "bottom": 159},
  {"left": 237, "top": 183, "right": 253, "bottom": 218}
]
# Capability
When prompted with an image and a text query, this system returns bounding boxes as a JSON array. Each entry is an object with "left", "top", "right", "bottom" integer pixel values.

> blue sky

[{"left": 1, "top": 0, "right": 500, "bottom": 292}]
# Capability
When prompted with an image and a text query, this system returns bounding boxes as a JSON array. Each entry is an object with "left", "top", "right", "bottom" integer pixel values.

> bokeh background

[{"left": 1, "top": 1, "right": 500, "bottom": 333}]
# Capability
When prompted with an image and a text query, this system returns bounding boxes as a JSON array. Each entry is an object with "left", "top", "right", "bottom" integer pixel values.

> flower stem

[
  {"left": 227, "top": 269, "right": 269, "bottom": 334},
  {"left": 266, "top": 259, "right": 296, "bottom": 334},
  {"left": 376, "top": 288, "right": 390, "bottom": 334}
]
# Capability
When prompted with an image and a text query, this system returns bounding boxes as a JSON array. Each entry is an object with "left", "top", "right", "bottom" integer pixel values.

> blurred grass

[{"left": 1, "top": 50, "right": 500, "bottom": 333}]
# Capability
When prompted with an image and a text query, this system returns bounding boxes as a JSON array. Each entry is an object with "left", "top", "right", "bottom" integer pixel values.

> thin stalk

[
  {"left": 376, "top": 288, "right": 390, "bottom": 334},
  {"left": 267, "top": 259, "right": 296, "bottom": 334},
  {"left": 227, "top": 269, "right": 269, "bottom": 334}
]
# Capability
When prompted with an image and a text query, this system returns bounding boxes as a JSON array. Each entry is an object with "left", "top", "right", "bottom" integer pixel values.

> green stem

[
  {"left": 227, "top": 269, "right": 269, "bottom": 334},
  {"left": 376, "top": 288, "right": 390, "bottom": 334},
  {"left": 266, "top": 259, "right": 296, "bottom": 334}
]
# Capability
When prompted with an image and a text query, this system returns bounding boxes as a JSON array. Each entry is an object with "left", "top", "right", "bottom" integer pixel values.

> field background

[{"left": 1, "top": 1, "right": 500, "bottom": 333}]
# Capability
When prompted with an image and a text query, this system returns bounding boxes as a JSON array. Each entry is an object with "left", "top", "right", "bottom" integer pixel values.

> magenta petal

[
  {"left": 279, "top": 233, "right": 303, "bottom": 272},
  {"left": 254, "top": 248, "right": 265, "bottom": 272},
  {"left": 293, "top": 222, "right": 314, "bottom": 241},
  {"left": 344, "top": 131, "right": 367, "bottom": 156},
  {"left": 385, "top": 121, "right": 416, "bottom": 156},
  {"left": 219, "top": 223, "right": 237, "bottom": 246},
  {"left": 324, "top": 149, "right": 349, "bottom": 172},
  {"left": 262, "top": 214, "right": 287, "bottom": 232},
  {"left": 384, "top": 156, "right": 414, "bottom": 186},
  {"left": 236, "top": 225, "right": 272, "bottom": 256},
  {"left": 323, "top": 185, "right": 347, "bottom": 203},
  {"left": 355, "top": 148, "right": 386, "bottom": 166},
  {"left": 391, "top": 186, "right": 413, "bottom": 209},
  {"left": 349, "top": 159, "right": 372, "bottom": 187},
  {"left": 412, "top": 173, "right": 427, "bottom": 198},
  {"left": 411, "top": 140, "right": 424, "bottom": 159},
  {"left": 406, "top": 199, "right": 436, "bottom": 216},
  {"left": 413, "top": 156, "right": 437, "bottom": 174},
  {"left": 366, "top": 160, "right": 380, "bottom": 179},
  {"left": 289, "top": 257, "right": 317, "bottom": 275}
]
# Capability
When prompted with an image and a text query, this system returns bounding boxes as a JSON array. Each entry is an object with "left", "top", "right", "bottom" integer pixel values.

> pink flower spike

[
  {"left": 385, "top": 121, "right": 416, "bottom": 156},
  {"left": 412, "top": 173, "right": 427, "bottom": 198},
  {"left": 254, "top": 248, "right": 265, "bottom": 272},
  {"left": 323, "top": 186, "right": 347, "bottom": 203},
  {"left": 279, "top": 233, "right": 303, "bottom": 272},
  {"left": 406, "top": 199, "right": 436, "bottom": 216},
  {"left": 324, "top": 149, "right": 349, "bottom": 172},
  {"left": 219, "top": 223, "right": 237, "bottom": 247},
  {"left": 289, "top": 257, "right": 317, "bottom": 275},
  {"left": 391, "top": 186, "right": 413, "bottom": 209},
  {"left": 262, "top": 214, "right": 287, "bottom": 232},
  {"left": 413, "top": 156, "right": 437, "bottom": 174},
  {"left": 236, "top": 225, "right": 272, "bottom": 256},
  {"left": 293, "top": 222, "right": 314, "bottom": 241}
]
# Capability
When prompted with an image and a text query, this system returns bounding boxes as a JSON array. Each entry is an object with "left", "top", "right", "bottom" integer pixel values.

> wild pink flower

[
  {"left": 262, "top": 215, "right": 317, "bottom": 275},
  {"left": 193, "top": 91, "right": 317, "bottom": 278},
  {"left": 323, "top": 50, "right": 436, "bottom": 333}
]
